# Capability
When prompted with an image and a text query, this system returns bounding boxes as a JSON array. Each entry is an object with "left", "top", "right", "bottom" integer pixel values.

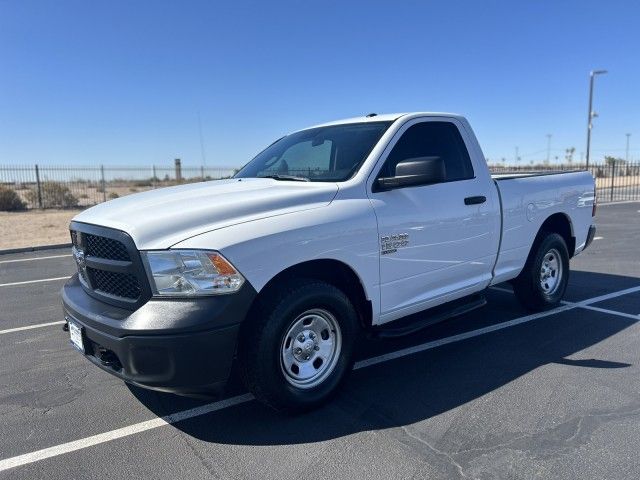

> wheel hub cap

[
  {"left": 539, "top": 248, "right": 562, "bottom": 295},
  {"left": 280, "top": 308, "right": 342, "bottom": 389}
]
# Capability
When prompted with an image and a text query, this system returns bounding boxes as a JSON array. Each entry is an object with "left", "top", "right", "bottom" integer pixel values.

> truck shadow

[{"left": 127, "top": 270, "right": 638, "bottom": 447}]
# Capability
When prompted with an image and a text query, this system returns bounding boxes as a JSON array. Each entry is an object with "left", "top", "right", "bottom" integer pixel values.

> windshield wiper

[{"left": 260, "top": 174, "right": 310, "bottom": 182}]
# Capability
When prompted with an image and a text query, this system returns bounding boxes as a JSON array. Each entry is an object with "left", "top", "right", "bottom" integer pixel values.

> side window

[{"left": 378, "top": 122, "right": 474, "bottom": 182}]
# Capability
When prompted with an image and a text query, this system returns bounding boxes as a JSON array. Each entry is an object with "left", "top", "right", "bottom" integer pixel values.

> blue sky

[{"left": 1, "top": 0, "right": 638, "bottom": 167}]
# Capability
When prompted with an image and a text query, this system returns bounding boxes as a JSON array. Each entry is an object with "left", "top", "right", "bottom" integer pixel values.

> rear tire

[
  {"left": 512, "top": 232, "right": 570, "bottom": 311},
  {"left": 238, "top": 278, "right": 358, "bottom": 413}
]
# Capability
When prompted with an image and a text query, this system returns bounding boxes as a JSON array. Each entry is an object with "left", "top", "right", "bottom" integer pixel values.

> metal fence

[
  {"left": 0, "top": 163, "right": 237, "bottom": 209},
  {"left": 0, "top": 162, "right": 639, "bottom": 210},
  {"left": 488, "top": 162, "right": 640, "bottom": 203}
]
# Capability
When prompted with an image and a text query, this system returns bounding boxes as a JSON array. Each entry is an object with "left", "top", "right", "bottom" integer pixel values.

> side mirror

[{"left": 375, "top": 156, "right": 446, "bottom": 191}]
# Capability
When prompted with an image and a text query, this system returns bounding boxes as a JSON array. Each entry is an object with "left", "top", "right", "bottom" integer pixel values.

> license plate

[{"left": 68, "top": 321, "right": 84, "bottom": 353}]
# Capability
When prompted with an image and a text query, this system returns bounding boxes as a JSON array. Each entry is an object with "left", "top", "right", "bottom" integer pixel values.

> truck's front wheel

[
  {"left": 512, "top": 232, "right": 570, "bottom": 311},
  {"left": 238, "top": 279, "right": 358, "bottom": 412}
]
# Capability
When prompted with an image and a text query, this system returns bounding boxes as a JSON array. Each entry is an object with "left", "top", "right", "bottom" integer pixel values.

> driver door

[{"left": 368, "top": 118, "right": 498, "bottom": 324}]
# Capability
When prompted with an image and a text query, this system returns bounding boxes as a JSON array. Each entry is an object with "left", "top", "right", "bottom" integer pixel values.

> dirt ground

[{"left": 0, "top": 209, "right": 82, "bottom": 250}]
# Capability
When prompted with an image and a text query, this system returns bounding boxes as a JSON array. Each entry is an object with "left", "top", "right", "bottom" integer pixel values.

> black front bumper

[{"left": 62, "top": 274, "right": 256, "bottom": 394}]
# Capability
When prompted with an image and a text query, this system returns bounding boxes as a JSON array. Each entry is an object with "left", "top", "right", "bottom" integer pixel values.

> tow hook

[
  {"left": 62, "top": 321, "right": 69, "bottom": 332},
  {"left": 96, "top": 347, "right": 122, "bottom": 370}
]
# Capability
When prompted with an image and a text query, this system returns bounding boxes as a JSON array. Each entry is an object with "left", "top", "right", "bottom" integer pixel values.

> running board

[{"left": 371, "top": 294, "right": 487, "bottom": 338}]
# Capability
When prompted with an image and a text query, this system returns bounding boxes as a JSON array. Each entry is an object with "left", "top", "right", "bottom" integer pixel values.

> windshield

[{"left": 235, "top": 121, "right": 392, "bottom": 182}]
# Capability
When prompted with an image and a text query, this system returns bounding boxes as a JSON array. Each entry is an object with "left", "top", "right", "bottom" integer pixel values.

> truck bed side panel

[{"left": 491, "top": 171, "right": 595, "bottom": 284}]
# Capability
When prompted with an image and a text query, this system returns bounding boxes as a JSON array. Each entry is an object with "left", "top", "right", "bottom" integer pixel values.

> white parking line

[
  {"left": 0, "top": 321, "right": 66, "bottom": 336},
  {"left": 0, "top": 283, "right": 638, "bottom": 473},
  {"left": 575, "top": 304, "right": 640, "bottom": 320},
  {"left": 0, "top": 276, "right": 69, "bottom": 287},
  {"left": 0, "top": 254, "right": 71, "bottom": 264}
]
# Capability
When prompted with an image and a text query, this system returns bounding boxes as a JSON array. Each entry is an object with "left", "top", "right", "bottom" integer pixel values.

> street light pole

[
  {"left": 585, "top": 69, "right": 608, "bottom": 168},
  {"left": 626, "top": 133, "right": 631, "bottom": 162}
]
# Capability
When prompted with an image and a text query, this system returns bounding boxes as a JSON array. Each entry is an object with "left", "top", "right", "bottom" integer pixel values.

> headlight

[{"left": 141, "top": 250, "right": 244, "bottom": 296}]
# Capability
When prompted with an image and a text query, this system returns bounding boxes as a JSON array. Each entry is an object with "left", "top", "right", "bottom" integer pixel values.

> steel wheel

[
  {"left": 280, "top": 308, "right": 342, "bottom": 389},
  {"left": 540, "top": 248, "right": 562, "bottom": 295}
]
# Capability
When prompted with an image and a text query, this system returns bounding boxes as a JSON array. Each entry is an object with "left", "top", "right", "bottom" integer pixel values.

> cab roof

[{"left": 304, "top": 112, "right": 465, "bottom": 130}]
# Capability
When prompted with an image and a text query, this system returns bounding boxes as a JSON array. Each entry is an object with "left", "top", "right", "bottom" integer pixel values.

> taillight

[{"left": 592, "top": 186, "right": 597, "bottom": 217}]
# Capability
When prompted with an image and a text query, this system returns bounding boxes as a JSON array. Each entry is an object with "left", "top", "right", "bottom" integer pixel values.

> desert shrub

[
  {"left": 134, "top": 180, "right": 153, "bottom": 187},
  {"left": 129, "top": 188, "right": 138, "bottom": 193},
  {"left": 0, "top": 185, "right": 26, "bottom": 211},
  {"left": 108, "top": 192, "right": 119, "bottom": 199},
  {"left": 26, "top": 182, "right": 78, "bottom": 208}
]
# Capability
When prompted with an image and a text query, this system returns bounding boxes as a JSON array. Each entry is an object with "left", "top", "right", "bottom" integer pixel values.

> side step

[{"left": 371, "top": 293, "right": 487, "bottom": 338}]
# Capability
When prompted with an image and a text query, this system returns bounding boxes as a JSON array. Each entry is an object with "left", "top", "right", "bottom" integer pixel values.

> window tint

[{"left": 379, "top": 121, "right": 474, "bottom": 182}]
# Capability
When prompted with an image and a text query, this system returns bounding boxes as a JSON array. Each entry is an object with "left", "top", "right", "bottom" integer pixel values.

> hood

[{"left": 73, "top": 178, "right": 339, "bottom": 249}]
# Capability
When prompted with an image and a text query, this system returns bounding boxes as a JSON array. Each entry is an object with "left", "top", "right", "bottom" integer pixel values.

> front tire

[
  {"left": 238, "top": 279, "right": 358, "bottom": 413},
  {"left": 512, "top": 232, "right": 570, "bottom": 311}
]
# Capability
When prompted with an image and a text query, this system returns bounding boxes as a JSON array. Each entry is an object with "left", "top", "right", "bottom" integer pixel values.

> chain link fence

[{"left": 1, "top": 162, "right": 639, "bottom": 210}]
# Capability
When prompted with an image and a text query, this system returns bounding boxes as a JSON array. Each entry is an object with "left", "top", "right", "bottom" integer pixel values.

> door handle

[{"left": 464, "top": 195, "right": 486, "bottom": 205}]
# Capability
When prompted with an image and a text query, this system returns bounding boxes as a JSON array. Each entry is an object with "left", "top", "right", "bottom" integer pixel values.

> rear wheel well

[
  {"left": 535, "top": 213, "right": 575, "bottom": 258},
  {"left": 253, "top": 260, "right": 372, "bottom": 330}
]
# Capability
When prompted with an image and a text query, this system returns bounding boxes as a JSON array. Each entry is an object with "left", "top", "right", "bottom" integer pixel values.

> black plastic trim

[
  {"left": 584, "top": 225, "right": 596, "bottom": 250},
  {"left": 70, "top": 221, "right": 152, "bottom": 310},
  {"left": 62, "top": 274, "right": 258, "bottom": 393}
]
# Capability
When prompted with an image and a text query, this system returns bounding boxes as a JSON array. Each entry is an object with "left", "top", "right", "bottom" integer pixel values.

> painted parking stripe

[
  {"left": 0, "top": 254, "right": 71, "bottom": 264},
  {"left": 0, "top": 284, "right": 638, "bottom": 473},
  {"left": 575, "top": 304, "right": 640, "bottom": 320},
  {"left": 0, "top": 321, "right": 66, "bottom": 336},
  {"left": 0, "top": 394, "right": 255, "bottom": 473},
  {"left": 0, "top": 276, "right": 69, "bottom": 287}
]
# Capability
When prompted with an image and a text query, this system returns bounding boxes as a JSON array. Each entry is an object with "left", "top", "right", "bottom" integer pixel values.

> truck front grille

[
  {"left": 85, "top": 234, "right": 131, "bottom": 261},
  {"left": 88, "top": 268, "right": 141, "bottom": 300},
  {"left": 70, "top": 223, "right": 150, "bottom": 309}
]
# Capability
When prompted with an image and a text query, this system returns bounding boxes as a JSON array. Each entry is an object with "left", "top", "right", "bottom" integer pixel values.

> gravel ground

[{"left": 0, "top": 209, "right": 81, "bottom": 249}]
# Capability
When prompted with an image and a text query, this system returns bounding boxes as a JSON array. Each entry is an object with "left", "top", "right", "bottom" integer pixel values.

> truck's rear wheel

[
  {"left": 238, "top": 279, "right": 357, "bottom": 412},
  {"left": 512, "top": 232, "right": 570, "bottom": 311}
]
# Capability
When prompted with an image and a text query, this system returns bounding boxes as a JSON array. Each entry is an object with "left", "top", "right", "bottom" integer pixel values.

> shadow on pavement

[{"left": 127, "top": 270, "right": 639, "bottom": 446}]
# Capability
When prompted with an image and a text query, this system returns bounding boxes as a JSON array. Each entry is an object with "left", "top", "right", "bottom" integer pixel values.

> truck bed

[{"left": 491, "top": 170, "right": 585, "bottom": 181}]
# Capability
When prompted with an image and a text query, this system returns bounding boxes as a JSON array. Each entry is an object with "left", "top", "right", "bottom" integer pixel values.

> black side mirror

[{"left": 375, "top": 156, "right": 446, "bottom": 191}]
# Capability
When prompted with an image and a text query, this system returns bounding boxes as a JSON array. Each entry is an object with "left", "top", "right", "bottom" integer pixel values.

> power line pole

[
  {"left": 515, "top": 146, "right": 519, "bottom": 165},
  {"left": 626, "top": 133, "right": 631, "bottom": 162},
  {"left": 585, "top": 69, "right": 608, "bottom": 168},
  {"left": 197, "top": 111, "right": 207, "bottom": 168},
  {"left": 546, "top": 134, "right": 552, "bottom": 164}
]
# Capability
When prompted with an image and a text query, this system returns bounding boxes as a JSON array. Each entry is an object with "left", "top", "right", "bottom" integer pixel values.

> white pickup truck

[{"left": 62, "top": 113, "right": 596, "bottom": 411}]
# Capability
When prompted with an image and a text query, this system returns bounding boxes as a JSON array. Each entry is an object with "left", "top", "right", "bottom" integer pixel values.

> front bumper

[{"left": 62, "top": 274, "right": 256, "bottom": 394}]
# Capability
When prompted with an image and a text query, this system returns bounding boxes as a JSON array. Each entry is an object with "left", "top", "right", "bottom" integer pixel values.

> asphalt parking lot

[{"left": 1, "top": 202, "right": 639, "bottom": 479}]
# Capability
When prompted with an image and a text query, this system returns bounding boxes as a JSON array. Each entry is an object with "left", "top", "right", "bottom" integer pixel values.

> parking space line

[
  {"left": 575, "top": 304, "right": 639, "bottom": 320},
  {"left": 577, "top": 285, "right": 640, "bottom": 305},
  {"left": 0, "top": 277, "right": 69, "bottom": 287},
  {"left": 353, "top": 303, "right": 575, "bottom": 369},
  {"left": 0, "top": 394, "right": 255, "bottom": 473},
  {"left": 0, "top": 321, "right": 66, "bottom": 336},
  {"left": 0, "top": 283, "right": 638, "bottom": 473},
  {"left": 0, "top": 254, "right": 71, "bottom": 264}
]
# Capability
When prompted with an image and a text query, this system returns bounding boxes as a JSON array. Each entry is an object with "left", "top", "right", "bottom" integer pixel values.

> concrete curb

[{"left": 0, "top": 243, "right": 71, "bottom": 256}]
